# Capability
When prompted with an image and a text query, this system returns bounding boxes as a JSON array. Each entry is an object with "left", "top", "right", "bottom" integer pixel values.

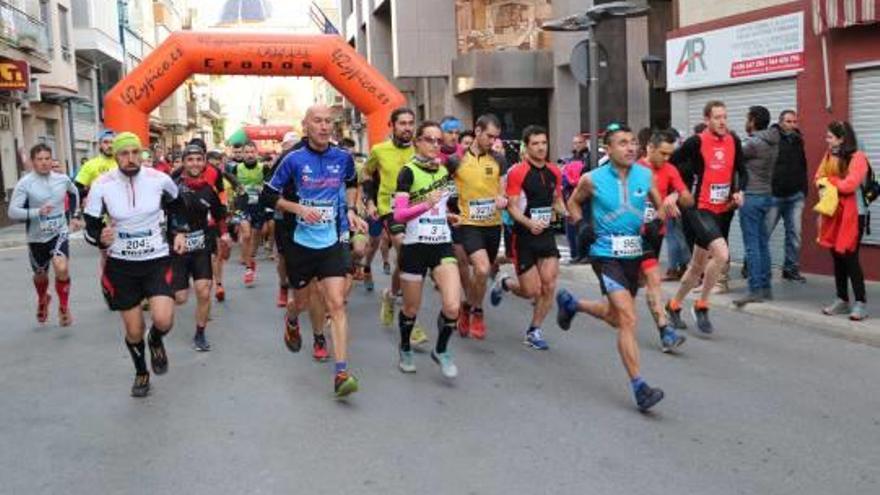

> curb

[
  {"left": 558, "top": 264, "right": 880, "bottom": 347},
  {"left": 0, "top": 231, "right": 84, "bottom": 250}
]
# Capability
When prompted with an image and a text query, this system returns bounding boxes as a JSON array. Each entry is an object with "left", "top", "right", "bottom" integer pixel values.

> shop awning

[{"left": 812, "top": 0, "right": 880, "bottom": 34}]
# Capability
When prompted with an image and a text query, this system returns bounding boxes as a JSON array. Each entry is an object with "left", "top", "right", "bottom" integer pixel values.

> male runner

[
  {"left": 8, "top": 144, "right": 80, "bottom": 325},
  {"left": 74, "top": 129, "right": 116, "bottom": 199},
  {"left": 555, "top": 123, "right": 666, "bottom": 412},
  {"left": 666, "top": 101, "right": 746, "bottom": 334},
  {"left": 490, "top": 125, "right": 563, "bottom": 350},
  {"left": 362, "top": 107, "right": 430, "bottom": 347},
  {"left": 171, "top": 145, "right": 229, "bottom": 351},
  {"left": 637, "top": 130, "right": 691, "bottom": 352},
  {"left": 206, "top": 149, "right": 235, "bottom": 301},
  {"left": 446, "top": 114, "right": 508, "bottom": 340},
  {"left": 233, "top": 141, "right": 272, "bottom": 287},
  {"left": 83, "top": 132, "right": 187, "bottom": 398},
  {"left": 263, "top": 104, "right": 367, "bottom": 397}
]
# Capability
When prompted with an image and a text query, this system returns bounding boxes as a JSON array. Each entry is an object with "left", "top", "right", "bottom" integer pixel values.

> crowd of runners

[{"left": 9, "top": 99, "right": 870, "bottom": 412}]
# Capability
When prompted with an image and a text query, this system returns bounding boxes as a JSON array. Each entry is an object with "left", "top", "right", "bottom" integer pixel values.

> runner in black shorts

[
  {"left": 490, "top": 126, "right": 562, "bottom": 350},
  {"left": 83, "top": 132, "right": 188, "bottom": 398},
  {"left": 171, "top": 145, "right": 229, "bottom": 352}
]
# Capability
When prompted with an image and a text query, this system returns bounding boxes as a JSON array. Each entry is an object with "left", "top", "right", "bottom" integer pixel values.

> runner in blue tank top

[{"left": 554, "top": 123, "right": 679, "bottom": 412}]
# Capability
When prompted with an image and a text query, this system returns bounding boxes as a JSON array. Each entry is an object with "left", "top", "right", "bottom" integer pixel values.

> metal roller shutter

[
  {"left": 850, "top": 68, "right": 880, "bottom": 245},
  {"left": 681, "top": 78, "right": 798, "bottom": 265}
]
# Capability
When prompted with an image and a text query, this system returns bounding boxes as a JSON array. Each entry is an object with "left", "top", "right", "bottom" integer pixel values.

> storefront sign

[
  {"left": 0, "top": 57, "right": 29, "bottom": 91},
  {"left": 666, "top": 12, "right": 804, "bottom": 91}
]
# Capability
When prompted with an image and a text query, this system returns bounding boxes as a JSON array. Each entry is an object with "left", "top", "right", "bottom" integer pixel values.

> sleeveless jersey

[
  {"left": 588, "top": 163, "right": 653, "bottom": 259},
  {"left": 399, "top": 161, "right": 454, "bottom": 245}
]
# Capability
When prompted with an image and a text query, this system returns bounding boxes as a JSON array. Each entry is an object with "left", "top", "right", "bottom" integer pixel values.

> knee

[
  {"left": 541, "top": 280, "right": 557, "bottom": 297},
  {"left": 443, "top": 299, "right": 460, "bottom": 318},
  {"left": 473, "top": 261, "right": 491, "bottom": 279},
  {"left": 196, "top": 286, "right": 211, "bottom": 302},
  {"left": 521, "top": 283, "right": 540, "bottom": 300},
  {"left": 616, "top": 311, "right": 637, "bottom": 332},
  {"left": 174, "top": 292, "right": 188, "bottom": 305}
]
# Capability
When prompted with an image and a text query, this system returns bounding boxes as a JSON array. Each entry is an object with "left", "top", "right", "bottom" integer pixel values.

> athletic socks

[
  {"left": 125, "top": 339, "right": 148, "bottom": 375},
  {"left": 399, "top": 311, "right": 416, "bottom": 352},
  {"left": 630, "top": 376, "right": 646, "bottom": 394},
  {"left": 33, "top": 276, "right": 48, "bottom": 300},
  {"left": 527, "top": 324, "right": 540, "bottom": 334},
  {"left": 335, "top": 361, "right": 347, "bottom": 374},
  {"left": 195, "top": 324, "right": 205, "bottom": 336},
  {"left": 436, "top": 312, "right": 457, "bottom": 354},
  {"left": 55, "top": 278, "right": 70, "bottom": 308},
  {"left": 149, "top": 324, "right": 168, "bottom": 344}
]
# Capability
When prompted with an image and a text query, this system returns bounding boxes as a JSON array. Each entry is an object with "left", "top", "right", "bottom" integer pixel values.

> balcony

[
  {"left": 71, "top": 0, "right": 122, "bottom": 64},
  {"left": 0, "top": 1, "right": 50, "bottom": 58},
  {"left": 198, "top": 97, "right": 222, "bottom": 120}
]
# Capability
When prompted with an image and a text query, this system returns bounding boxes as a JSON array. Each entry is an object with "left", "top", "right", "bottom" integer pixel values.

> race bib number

[
  {"left": 39, "top": 213, "right": 65, "bottom": 235},
  {"left": 530, "top": 207, "right": 553, "bottom": 224},
  {"left": 246, "top": 186, "right": 260, "bottom": 205},
  {"left": 116, "top": 230, "right": 160, "bottom": 258},
  {"left": 299, "top": 200, "right": 336, "bottom": 225},
  {"left": 611, "top": 235, "right": 643, "bottom": 257},
  {"left": 468, "top": 198, "right": 496, "bottom": 221},
  {"left": 185, "top": 230, "right": 206, "bottom": 252},
  {"left": 416, "top": 217, "right": 451, "bottom": 244},
  {"left": 709, "top": 183, "right": 730, "bottom": 204},
  {"left": 644, "top": 204, "right": 657, "bottom": 223}
]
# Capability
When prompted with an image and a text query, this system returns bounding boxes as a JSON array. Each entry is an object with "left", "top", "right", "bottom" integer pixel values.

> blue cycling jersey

[
  {"left": 266, "top": 145, "right": 355, "bottom": 249},
  {"left": 588, "top": 163, "right": 653, "bottom": 259}
]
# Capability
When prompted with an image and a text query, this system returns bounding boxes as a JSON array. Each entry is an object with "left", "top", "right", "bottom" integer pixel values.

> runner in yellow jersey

[
  {"left": 362, "top": 107, "right": 430, "bottom": 348},
  {"left": 445, "top": 114, "right": 508, "bottom": 340},
  {"left": 74, "top": 130, "right": 117, "bottom": 199}
]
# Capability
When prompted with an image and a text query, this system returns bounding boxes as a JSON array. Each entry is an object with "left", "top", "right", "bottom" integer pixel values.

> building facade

[{"left": 666, "top": 0, "right": 880, "bottom": 279}]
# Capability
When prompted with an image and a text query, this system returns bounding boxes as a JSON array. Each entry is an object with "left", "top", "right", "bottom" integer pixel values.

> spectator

[
  {"left": 693, "top": 123, "right": 707, "bottom": 135},
  {"left": 458, "top": 130, "right": 475, "bottom": 150},
  {"left": 767, "top": 110, "right": 808, "bottom": 283},
  {"left": 564, "top": 133, "right": 589, "bottom": 165},
  {"left": 816, "top": 121, "right": 869, "bottom": 321},
  {"left": 734, "top": 105, "right": 780, "bottom": 306}
]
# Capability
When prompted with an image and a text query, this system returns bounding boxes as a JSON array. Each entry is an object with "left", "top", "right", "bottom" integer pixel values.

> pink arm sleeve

[{"left": 393, "top": 193, "right": 431, "bottom": 224}]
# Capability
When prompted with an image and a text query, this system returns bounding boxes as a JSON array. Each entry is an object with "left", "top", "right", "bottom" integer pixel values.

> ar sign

[
  {"left": 675, "top": 37, "right": 706, "bottom": 75},
  {"left": 0, "top": 59, "right": 29, "bottom": 90}
]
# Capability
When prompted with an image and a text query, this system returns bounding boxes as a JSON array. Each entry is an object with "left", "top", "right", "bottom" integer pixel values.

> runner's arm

[
  {"left": 160, "top": 176, "right": 189, "bottom": 234},
  {"left": 66, "top": 177, "right": 81, "bottom": 220},
  {"left": 733, "top": 136, "right": 748, "bottom": 193},
  {"left": 6, "top": 179, "right": 35, "bottom": 221},
  {"left": 670, "top": 136, "right": 699, "bottom": 190},
  {"left": 82, "top": 182, "right": 107, "bottom": 248},
  {"left": 209, "top": 189, "right": 228, "bottom": 236},
  {"left": 566, "top": 174, "right": 594, "bottom": 224},
  {"left": 392, "top": 167, "right": 431, "bottom": 224}
]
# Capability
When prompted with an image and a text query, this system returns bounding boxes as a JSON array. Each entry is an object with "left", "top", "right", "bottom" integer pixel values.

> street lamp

[
  {"left": 543, "top": 1, "right": 650, "bottom": 169},
  {"left": 640, "top": 55, "right": 663, "bottom": 89}
]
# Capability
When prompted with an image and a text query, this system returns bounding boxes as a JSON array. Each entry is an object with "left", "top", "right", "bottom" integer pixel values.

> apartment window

[
  {"left": 40, "top": 0, "right": 53, "bottom": 53},
  {"left": 58, "top": 4, "right": 71, "bottom": 61},
  {"left": 71, "top": 0, "right": 89, "bottom": 28}
]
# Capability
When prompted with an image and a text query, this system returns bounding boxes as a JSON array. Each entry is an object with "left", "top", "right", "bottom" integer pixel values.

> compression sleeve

[{"left": 393, "top": 167, "right": 431, "bottom": 223}]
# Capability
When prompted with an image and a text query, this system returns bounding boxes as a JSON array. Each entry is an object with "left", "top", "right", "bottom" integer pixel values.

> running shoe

[
  {"left": 334, "top": 371, "right": 359, "bottom": 397},
  {"left": 243, "top": 267, "right": 255, "bottom": 288},
  {"left": 665, "top": 301, "right": 687, "bottom": 330},
  {"left": 431, "top": 350, "right": 458, "bottom": 378},
  {"left": 490, "top": 276, "right": 508, "bottom": 307},
  {"left": 36, "top": 294, "right": 50, "bottom": 323},
  {"left": 850, "top": 301, "right": 868, "bottom": 321},
  {"left": 276, "top": 287, "right": 288, "bottom": 308},
  {"left": 382, "top": 262, "right": 391, "bottom": 275},
  {"left": 58, "top": 306, "right": 72, "bottom": 327},
  {"left": 659, "top": 326, "right": 686, "bottom": 353},
  {"left": 469, "top": 309, "right": 486, "bottom": 340},
  {"left": 410, "top": 324, "right": 430, "bottom": 348},
  {"left": 634, "top": 382, "right": 664, "bottom": 412},
  {"left": 691, "top": 304, "right": 713, "bottom": 335},
  {"left": 193, "top": 331, "right": 211, "bottom": 352},
  {"left": 284, "top": 316, "right": 302, "bottom": 353},
  {"left": 524, "top": 328, "right": 549, "bottom": 350},
  {"left": 312, "top": 335, "right": 329, "bottom": 361},
  {"left": 131, "top": 373, "right": 150, "bottom": 398},
  {"left": 380, "top": 289, "right": 395, "bottom": 326},
  {"left": 364, "top": 272, "right": 374, "bottom": 292},
  {"left": 822, "top": 298, "right": 850, "bottom": 315},
  {"left": 555, "top": 289, "right": 577, "bottom": 331},
  {"left": 782, "top": 270, "right": 807, "bottom": 283},
  {"left": 457, "top": 308, "right": 470, "bottom": 338},
  {"left": 148, "top": 331, "right": 169, "bottom": 375},
  {"left": 215, "top": 284, "right": 226, "bottom": 302},
  {"left": 398, "top": 349, "right": 416, "bottom": 373}
]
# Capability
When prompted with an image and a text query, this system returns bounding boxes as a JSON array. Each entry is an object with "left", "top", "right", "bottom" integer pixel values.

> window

[
  {"left": 40, "top": 0, "right": 53, "bottom": 53},
  {"left": 58, "top": 4, "right": 70, "bottom": 61}
]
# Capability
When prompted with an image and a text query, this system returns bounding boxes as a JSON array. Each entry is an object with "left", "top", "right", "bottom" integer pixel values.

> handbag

[{"left": 813, "top": 177, "right": 839, "bottom": 217}]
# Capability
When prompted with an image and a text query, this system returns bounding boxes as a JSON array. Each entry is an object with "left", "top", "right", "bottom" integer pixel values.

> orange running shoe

[
  {"left": 243, "top": 267, "right": 255, "bottom": 287},
  {"left": 312, "top": 335, "right": 330, "bottom": 361},
  {"left": 284, "top": 316, "right": 302, "bottom": 353},
  {"left": 470, "top": 309, "right": 486, "bottom": 340},
  {"left": 457, "top": 306, "right": 470, "bottom": 338},
  {"left": 215, "top": 285, "right": 226, "bottom": 302}
]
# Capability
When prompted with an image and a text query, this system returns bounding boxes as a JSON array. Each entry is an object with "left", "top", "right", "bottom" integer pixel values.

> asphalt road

[{"left": 0, "top": 241, "right": 878, "bottom": 495}]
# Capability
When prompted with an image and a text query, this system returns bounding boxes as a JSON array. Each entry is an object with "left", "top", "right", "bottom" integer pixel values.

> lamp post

[
  {"left": 640, "top": 54, "right": 663, "bottom": 128},
  {"left": 542, "top": 2, "right": 650, "bottom": 170}
]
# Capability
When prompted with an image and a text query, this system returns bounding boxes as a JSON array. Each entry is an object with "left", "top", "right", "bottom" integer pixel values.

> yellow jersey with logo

[
  {"left": 449, "top": 150, "right": 505, "bottom": 226},
  {"left": 75, "top": 154, "right": 117, "bottom": 188},
  {"left": 364, "top": 140, "right": 415, "bottom": 216}
]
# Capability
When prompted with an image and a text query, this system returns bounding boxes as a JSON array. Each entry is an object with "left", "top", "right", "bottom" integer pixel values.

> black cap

[{"left": 182, "top": 144, "right": 205, "bottom": 159}]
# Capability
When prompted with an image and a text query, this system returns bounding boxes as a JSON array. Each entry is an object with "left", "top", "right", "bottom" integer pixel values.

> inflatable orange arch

[{"left": 103, "top": 31, "right": 407, "bottom": 146}]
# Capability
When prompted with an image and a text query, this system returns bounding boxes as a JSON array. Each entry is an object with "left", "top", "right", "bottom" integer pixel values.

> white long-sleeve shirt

[{"left": 7, "top": 171, "right": 78, "bottom": 243}]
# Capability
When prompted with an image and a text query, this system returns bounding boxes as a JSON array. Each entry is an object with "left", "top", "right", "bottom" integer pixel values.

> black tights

[{"left": 831, "top": 215, "right": 866, "bottom": 303}]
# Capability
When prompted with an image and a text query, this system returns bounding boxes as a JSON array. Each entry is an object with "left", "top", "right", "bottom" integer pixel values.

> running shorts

[
  {"left": 399, "top": 243, "right": 456, "bottom": 280},
  {"left": 368, "top": 216, "right": 383, "bottom": 238},
  {"left": 511, "top": 231, "right": 559, "bottom": 275},
  {"left": 640, "top": 233, "right": 665, "bottom": 271},
  {"left": 380, "top": 213, "right": 405, "bottom": 236},
  {"left": 101, "top": 256, "right": 174, "bottom": 311},
  {"left": 682, "top": 208, "right": 733, "bottom": 250},
  {"left": 171, "top": 251, "right": 213, "bottom": 291},
  {"left": 238, "top": 204, "right": 268, "bottom": 230},
  {"left": 283, "top": 242, "right": 351, "bottom": 289},
  {"left": 28, "top": 234, "right": 69, "bottom": 273},
  {"left": 591, "top": 257, "right": 642, "bottom": 297},
  {"left": 458, "top": 225, "right": 501, "bottom": 264}
]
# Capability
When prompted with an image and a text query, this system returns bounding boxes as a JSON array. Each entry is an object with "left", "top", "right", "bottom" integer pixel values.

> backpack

[{"left": 861, "top": 160, "right": 880, "bottom": 205}]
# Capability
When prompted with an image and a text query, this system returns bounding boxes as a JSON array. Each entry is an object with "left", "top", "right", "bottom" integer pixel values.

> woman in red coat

[{"left": 814, "top": 121, "right": 869, "bottom": 320}]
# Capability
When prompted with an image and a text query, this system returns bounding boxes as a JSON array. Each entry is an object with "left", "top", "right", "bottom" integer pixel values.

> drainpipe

[{"left": 65, "top": 98, "right": 77, "bottom": 176}]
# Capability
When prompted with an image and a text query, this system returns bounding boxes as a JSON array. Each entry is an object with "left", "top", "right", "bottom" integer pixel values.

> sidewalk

[
  {"left": 559, "top": 263, "right": 880, "bottom": 347},
  {"left": 0, "top": 224, "right": 83, "bottom": 249}
]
